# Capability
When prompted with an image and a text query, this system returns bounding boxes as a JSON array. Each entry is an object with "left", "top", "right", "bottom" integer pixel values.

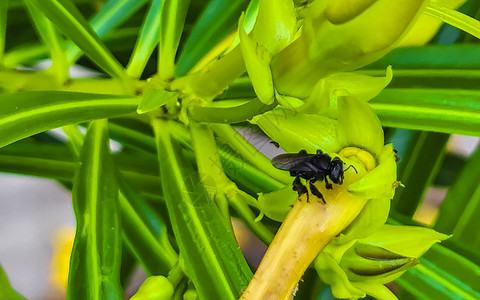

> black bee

[{"left": 272, "top": 149, "right": 355, "bottom": 202}]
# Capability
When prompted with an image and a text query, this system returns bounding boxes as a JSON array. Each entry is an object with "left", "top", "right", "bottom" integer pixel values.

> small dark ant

[
  {"left": 272, "top": 149, "right": 357, "bottom": 203},
  {"left": 270, "top": 141, "right": 280, "bottom": 148}
]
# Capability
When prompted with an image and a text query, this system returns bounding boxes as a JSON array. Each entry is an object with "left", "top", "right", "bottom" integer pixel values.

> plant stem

[
  {"left": 167, "top": 262, "right": 185, "bottom": 288},
  {"left": 190, "top": 122, "right": 232, "bottom": 190},
  {"left": 190, "top": 122, "right": 233, "bottom": 222},
  {"left": 188, "top": 98, "right": 276, "bottom": 124},
  {"left": 241, "top": 176, "right": 368, "bottom": 299}
]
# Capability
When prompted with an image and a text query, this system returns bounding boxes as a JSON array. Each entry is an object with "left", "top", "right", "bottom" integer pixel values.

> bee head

[{"left": 329, "top": 158, "right": 344, "bottom": 184}]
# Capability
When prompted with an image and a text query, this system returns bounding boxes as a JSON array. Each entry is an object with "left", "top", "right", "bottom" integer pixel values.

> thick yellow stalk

[{"left": 241, "top": 167, "right": 367, "bottom": 300}]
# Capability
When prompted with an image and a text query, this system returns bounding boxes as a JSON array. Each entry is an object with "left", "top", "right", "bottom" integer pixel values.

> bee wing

[{"left": 271, "top": 153, "right": 313, "bottom": 171}]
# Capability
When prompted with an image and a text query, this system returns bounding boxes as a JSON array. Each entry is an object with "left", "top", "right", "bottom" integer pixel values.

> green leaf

[
  {"left": 0, "top": 0, "right": 7, "bottom": 64},
  {"left": 0, "top": 264, "right": 26, "bottom": 300},
  {"left": 0, "top": 140, "right": 175, "bottom": 275},
  {"left": 68, "top": 119, "right": 123, "bottom": 299},
  {"left": 188, "top": 98, "right": 275, "bottom": 124},
  {"left": 126, "top": 0, "right": 162, "bottom": 79},
  {"left": 0, "top": 139, "right": 161, "bottom": 193},
  {"left": 107, "top": 119, "right": 285, "bottom": 194},
  {"left": 24, "top": 1, "right": 68, "bottom": 83},
  {"left": 391, "top": 131, "right": 449, "bottom": 217},
  {"left": 444, "top": 173, "right": 480, "bottom": 248},
  {"left": 371, "top": 88, "right": 480, "bottom": 136},
  {"left": 153, "top": 119, "right": 252, "bottom": 299},
  {"left": 424, "top": 2, "right": 480, "bottom": 40},
  {"left": 117, "top": 175, "right": 178, "bottom": 275},
  {"left": 130, "top": 276, "right": 175, "bottom": 300},
  {"left": 361, "top": 69, "right": 480, "bottom": 90},
  {"left": 25, "top": 0, "right": 132, "bottom": 89},
  {"left": 137, "top": 88, "right": 178, "bottom": 114},
  {"left": 158, "top": 0, "right": 190, "bottom": 80},
  {"left": 238, "top": 13, "right": 274, "bottom": 105},
  {"left": 66, "top": 0, "right": 149, "bottom": 63},
  {"left": 367, "top": 44, "right": 480, "bottom": 69},
  {"left": 435, "top": 147, "right": 480, "bottom": 235},
  {"left": 175, "top": 0, "right": 250, "bottom": 76},
  {"left": 258, "top": 185, "right": 297, "bottom": 222},
  {"left": 0, "top": 141, "right": 75, "bottom": 180},
  {"left": 396, "top": 244, "right": 480, "bottom": 300},
  {"left": 0, "top": 91, "right": 139, "bottom": 148}
]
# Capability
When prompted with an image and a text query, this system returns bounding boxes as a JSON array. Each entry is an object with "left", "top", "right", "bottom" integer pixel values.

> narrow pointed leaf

[
  {"left": 66, "top": 0, "right": 149, "bottom": 63},
  {"left": 126, "top": 0, "right": 162, "bottom": 79},
  {"left": 371, "top": 88, "right": 480, "bottom": 136},
  {"left": 425, "top": 2, "right": 480, "bottom": 40},
  {"left": 0, "top": 140, "right": 175, "bottom": 275},
  {"left": 392, "top": 131, "right": 449, "bottom": 216},
  {"left": 0, "top": 0, "right": 7, "bottom": 63},
  {"left": 175, "top": 0, "right": 250, "bottom": 76},
  {"left": 0, "top": 91, "right": 139, "bottom": 148},
  {"left": 106, "top": 119, "right": 284, "bottom": 193},
  {"left": 367, "top": 44, "right": 480, "bottom": 69},
  {"left": 24, "top": 2, "right": 69, "bottom": 83},
  {"left": 435, "top": 147, "right": 480, "bottom": 234},
  {"left": 239, "top": 13, "right": 274, "bottom": 105},
  {"left": 25, "top": 0, "right": 132, "bottom": 88},
  {"left": 68, "top": 120, "right": 122, "bottom": 299},
  {"left": 396, "top": 245, "right": 480, "bottom": 300},
  {"left": 137, "top": 89, "right": 178, "bottom": 114},
  {"left": 62, "top": 125, "right": 179, "bottom": 277},
  {"left": 153, "top": 119, "right": 252, "bottom": 299},
  {"left": 117, "top": 175, "right": 178, "bottom": 275},
  {"left": 158, "top": 0, "right": 190, "bottom": 80},
  {"left": 361, "top": 69, "right": 480, "bottom": 90}
]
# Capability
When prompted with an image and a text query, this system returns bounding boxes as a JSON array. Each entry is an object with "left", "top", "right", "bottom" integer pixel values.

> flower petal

[
  {"left": 251, "top": 109, "right": 341, "bottom": 153},
  {"left": 272, "top": 0, "right": 428, "bottom": 98},
  {"left": 336, "top": 96, "right": 384, "bottom": 156},
  {"left": 257, "top": 185, "right": 297, "bottom": 222},
  {"left": 338, "top": 197, "right": 391, "bottom": 243},
  {"left": 315, "top": 253, "right": 366, "bottom": 299},
  {"left": 252, "top": 0, "right": 297, "bottom": 55},
  {"left": 348, "top": 144, "right": 397, "bottom": 199},
  {"left": 359, "top": 224, "right": 450, "bottom": 258},
  {"left": 351, "top": 281, "right": 399, "bottom": 300},
  {"left": 238, "top": 13, "right": 274, "bottom": 105}
]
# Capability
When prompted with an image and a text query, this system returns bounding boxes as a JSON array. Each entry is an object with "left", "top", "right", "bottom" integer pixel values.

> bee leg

[
  {"left": 325, "top": 177, "right": 333, "bottom": 190},
  {"left": 344, "top": 164, "right": 358, "bottom": 174},
  {"left": 309, "top": 181, "right": 325, "bottom": 203},
  {"left": 293, "top": 177, "right": 308, "bottom": 200},
  {"left": 298, "top": 149, "right": 308, "bottom": 156}
]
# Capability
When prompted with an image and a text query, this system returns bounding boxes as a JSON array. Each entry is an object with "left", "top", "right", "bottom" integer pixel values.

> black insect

[{"left": 272, "top": 149, "right": 355, "bottom": 202}]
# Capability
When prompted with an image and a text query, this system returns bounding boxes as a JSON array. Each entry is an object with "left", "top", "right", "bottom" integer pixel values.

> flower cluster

[{"left": 239, "top": 1, "right": 453, "bottom": 299}]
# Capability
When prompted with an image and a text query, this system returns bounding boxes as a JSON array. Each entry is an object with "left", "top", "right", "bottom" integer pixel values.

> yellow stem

[{"left": 241, "top": 169, "right": 368, "bottom": 299}]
